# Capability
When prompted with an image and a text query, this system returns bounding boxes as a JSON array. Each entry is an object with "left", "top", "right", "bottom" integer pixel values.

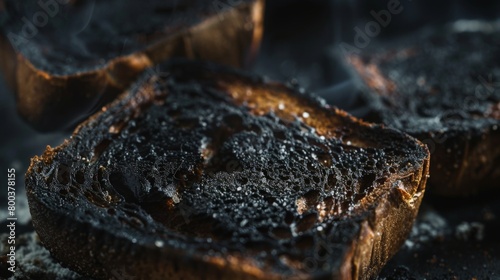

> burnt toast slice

[
  {"left": 26, "top": 60, "right": 429, "bottom": 279},
  {"left": 0, "top": 0, "right": 264, "bottom": 131},
  {"left": 345, "top": 24, "right": 500, "bottom": 196}
]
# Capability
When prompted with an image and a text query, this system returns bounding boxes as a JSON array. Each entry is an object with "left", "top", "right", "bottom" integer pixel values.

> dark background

[{"left": 1, "top": 0, "right": 500, "bottom": 278}]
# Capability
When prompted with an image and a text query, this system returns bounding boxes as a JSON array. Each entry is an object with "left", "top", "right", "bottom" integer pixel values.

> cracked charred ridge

[
  {"left": 347, "top": 151, "right": 430, "bottom": 280},
  {"left": 26, "top": 60, "right": 429, "bottom": 279}
]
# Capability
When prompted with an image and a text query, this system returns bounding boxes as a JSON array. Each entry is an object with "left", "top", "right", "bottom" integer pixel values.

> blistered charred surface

[
  {"left": 347, "top": 27, "right": 500, "bottom": 196},
  {"left": 26, "top": 61, "right": 429, "bottom": 279},
  {"left": 0, "top": 0, "right": 264, "bottom": 131}
]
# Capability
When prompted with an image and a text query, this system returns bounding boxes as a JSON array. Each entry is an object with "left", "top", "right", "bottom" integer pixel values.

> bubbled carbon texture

[{"left": 27, "top": 60, "right": 429, "bottom": 279}]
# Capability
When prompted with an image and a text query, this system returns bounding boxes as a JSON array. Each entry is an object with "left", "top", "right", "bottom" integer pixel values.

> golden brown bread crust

[
  {"left": 26, "top": 61, "right": 429, "bottom": 279},
  {"left": 0, "top": 0, "right": 264, "bottom": 131}
]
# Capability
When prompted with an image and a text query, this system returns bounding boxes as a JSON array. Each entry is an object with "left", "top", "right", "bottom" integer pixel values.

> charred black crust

[{"left": 26, "top": 60, "right": 429, "bottom": 279}]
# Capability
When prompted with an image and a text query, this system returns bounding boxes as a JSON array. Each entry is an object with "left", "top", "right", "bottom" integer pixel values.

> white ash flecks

[
  {"left": 0, "top": 232, "right": 84, "bottom": 280},
  {"left": 404, "top": 206, "right": 449, "bottom": 250},
  {"left": 455, "top": 222, "right": 485, "bottom": 241}
]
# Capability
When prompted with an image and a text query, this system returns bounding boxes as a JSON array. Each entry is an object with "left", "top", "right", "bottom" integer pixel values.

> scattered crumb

[
  {"left": 428, "top": 255, "right": 438, "bottom": 264},
  {"left": 455, "top": 222, "right": 485, "bottom": 241},
  {"left": 404, "top": 207, "right": 449, "bottom": 249},
  {"left": 0, "top": 232, "right": 84, "bottom": 280},
  {"left": 404, "top": 239, "right": 415, "bottom": 250}
]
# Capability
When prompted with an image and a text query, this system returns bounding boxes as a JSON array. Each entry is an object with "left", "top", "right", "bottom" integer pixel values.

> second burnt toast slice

[
  {"left": 0, "top": 0, "right": 264, "bottom": 131},
  {"left": 345, "top": 23, "right": 500, "bottom": 196},
  {"left": 26, "top": 60, "right": 429, "bottom": 279}
]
